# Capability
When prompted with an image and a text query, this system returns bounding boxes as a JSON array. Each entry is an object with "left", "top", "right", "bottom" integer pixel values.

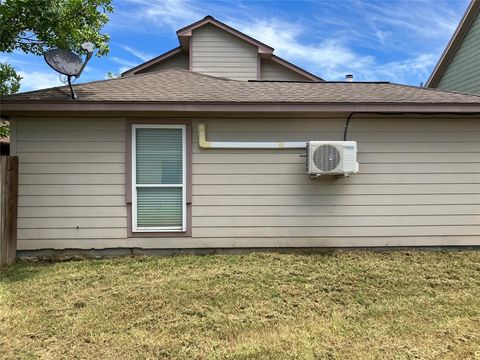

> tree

[
  {"left": 0, "top": 0, "right": 114, "bottom": 136},
  {"left": 0, "top": 63, "right": 21, "bottom": 96},
  {"left": 0, "top": 63, "right": 22, "bottom": 137},
  {"left": 106, "top": 71, "right": 120, "bottom": 79},
  {"left": 1, "top": 0, "right": 113, "bottom": 56},
  {"left": 0, "top": 0, "right": 113, "bottom": 87}
]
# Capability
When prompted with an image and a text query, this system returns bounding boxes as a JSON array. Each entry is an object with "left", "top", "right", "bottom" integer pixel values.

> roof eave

[
  {"left": 121, "top": 47, "right": 184, "bottom": 77},
  {"left": 269, "top": 55, "right": 324, "bottom": 81},
  {"left": 3, "top": 101, "right": 480, "bottom": 116}
]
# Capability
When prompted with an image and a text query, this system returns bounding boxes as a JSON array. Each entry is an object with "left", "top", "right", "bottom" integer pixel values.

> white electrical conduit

[{"left": 198, "top": 123, "right": 306, "bottom": 149}]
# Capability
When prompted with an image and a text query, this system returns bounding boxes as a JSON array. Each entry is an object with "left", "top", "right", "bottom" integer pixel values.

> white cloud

[
  {"left": 237, "top": 18, "right": 437, "bottom": 83},
  {"left": 360, "top": 1, "right": 460, "bottom": 40},
  {"left": 120, "top": 45, "right": 153, "bottom": 62},
  {"left": 111, "top": 56, "right": 138, "bottom": 67},
  {"left": 235, "top": 19, "right": 366, "bottom": 79},
  {"left": 17, "top": 71, "right": 63, "bottom": 92},
  {"left": 124, "top": 0, "right": 201, "bottom": 29},
  {"left": 376, "top": 54, "right": 438, "bottom": 84},
  {"left": 0, "top": 55, "right": 32, "bottom": 66}
]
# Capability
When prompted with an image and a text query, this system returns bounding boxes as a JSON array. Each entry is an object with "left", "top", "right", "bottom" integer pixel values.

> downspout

[{"left": 198, "top": 123, "right": 306, "bottom": 149}]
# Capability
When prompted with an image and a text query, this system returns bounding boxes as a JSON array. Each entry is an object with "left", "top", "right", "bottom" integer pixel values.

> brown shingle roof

[{"left": 2, "top": 68, "right": 480, "bottom": 104}]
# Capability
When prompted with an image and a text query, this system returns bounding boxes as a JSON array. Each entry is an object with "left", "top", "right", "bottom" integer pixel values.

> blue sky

[{"left": 1, "top": 0, "right": 471, "bottom": 92}]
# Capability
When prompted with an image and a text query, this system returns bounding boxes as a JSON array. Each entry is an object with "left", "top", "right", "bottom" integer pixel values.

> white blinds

[
  {"left": 136, "top": 128, "right": 183, "bottom": 184},
  {"left": 136, "top": 188, "right": 182, "bottom": 228},
  {"left": 133, "top": 126, "right": 185, "bottom": 231}
]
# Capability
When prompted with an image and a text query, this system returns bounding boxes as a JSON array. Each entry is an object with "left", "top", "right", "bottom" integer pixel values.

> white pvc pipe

[{"left": 198, "top": 123, "right": 306, "bottom": 149}]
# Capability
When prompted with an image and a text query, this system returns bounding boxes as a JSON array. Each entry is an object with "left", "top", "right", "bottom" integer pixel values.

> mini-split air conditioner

[{"left": 306, "top": 141, "right": 359, "bottom": 176}]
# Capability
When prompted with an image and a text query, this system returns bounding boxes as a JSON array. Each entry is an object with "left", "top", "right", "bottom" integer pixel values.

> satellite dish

[
  {"left": 44, "top": 49, "right": 84, "bottom": 76},
  {"left": 43, "top": 42, "right": 94, "bottom": 100}
]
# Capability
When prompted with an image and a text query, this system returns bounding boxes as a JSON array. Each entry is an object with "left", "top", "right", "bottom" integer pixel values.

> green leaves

[
  {"left": 0, "top": 121, "right": 9, "bottom": 138},
  {"left": 0, "top": 63, "right": 21, "bottom": 96},
  {"left": 0, "top": 0, "right": 113, "bottom": 56},
  {"left": 0, "top": 0, "right": 114, "bottom": 94},
  {"left": 106, "top": 71, "right": 120, "bottom": 79},
  {"left": 0, "top": 63, "right": 17, "bottom": 136}
]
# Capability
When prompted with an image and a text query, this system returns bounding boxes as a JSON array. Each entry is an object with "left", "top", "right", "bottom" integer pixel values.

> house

[
  {"left": 426, "top": 0, "right": 480, "bottom": 94},
  {"left": 1, "top": 16, "right": 480, "bottom": 252}
]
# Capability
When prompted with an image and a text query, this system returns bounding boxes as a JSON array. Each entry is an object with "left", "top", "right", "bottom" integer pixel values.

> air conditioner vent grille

[{"left": 313, "top": 144, "right": 341, "bottom": 171}]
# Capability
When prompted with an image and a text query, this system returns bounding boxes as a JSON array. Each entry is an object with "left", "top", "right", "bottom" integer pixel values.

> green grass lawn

[{"left": 1, "top": 251, "right": 479, "bottom": 359}]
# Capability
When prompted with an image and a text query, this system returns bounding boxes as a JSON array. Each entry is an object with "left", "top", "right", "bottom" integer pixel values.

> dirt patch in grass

[{"left": 1, "top": 251, "right": 479, "bottom": 359}]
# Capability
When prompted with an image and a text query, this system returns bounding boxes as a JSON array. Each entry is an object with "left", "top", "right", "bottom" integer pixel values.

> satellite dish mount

[{"left": 44, "top": 42, "right": 94, "bottom": 99}]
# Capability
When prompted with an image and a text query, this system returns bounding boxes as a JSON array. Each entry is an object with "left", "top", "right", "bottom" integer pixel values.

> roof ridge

[
  {"left": 249, "top": 80, "right": 390, "bottom": 84},
  {"left": 3, "top": 69, "right": 480, "bottom": 105},
  {"left": 1, "top": 84, "right": 71, "bottom": 99},
  {"left": 1, "top": 68, "right": 240, "bottom": 99},
  {"left": 119, "top": 67, "right": 240, "bottom": 82}
]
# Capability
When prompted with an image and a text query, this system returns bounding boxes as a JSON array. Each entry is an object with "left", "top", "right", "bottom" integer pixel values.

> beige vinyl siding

[
  {"left": 191, "top": 24, "right": 258, "bottom": 80},
  {"left": 15, "top": 114, "right": 480, "bottom": 250},
  {"left": 136, "top": 51, "right": 189, "bottom": 74},
  {"left": 437, "top": 10, "right": 480, "bottom": 94},
  {"left": 15, "top": 118, "right": 127, "bottom": 244},
  {"left": 187, "top": 116, "right": 480, "bottom": 244},
  {"left": 260, "top": 59, "right": 312, "bottom": 81}
]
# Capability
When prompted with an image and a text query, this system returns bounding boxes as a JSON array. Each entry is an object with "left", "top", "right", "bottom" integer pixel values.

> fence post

[{"left": 0, "top": 156, "right": 18, "bottom": 266}]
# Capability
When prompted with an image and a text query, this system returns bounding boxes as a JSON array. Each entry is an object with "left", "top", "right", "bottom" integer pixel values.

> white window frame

[{"left": 132, "top": 124, "right": 186, "bottom": 232}]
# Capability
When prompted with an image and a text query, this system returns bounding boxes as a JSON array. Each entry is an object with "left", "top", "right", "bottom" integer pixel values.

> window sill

[{"left": 129, "top": 231, "right": 191, "bottom": 238}]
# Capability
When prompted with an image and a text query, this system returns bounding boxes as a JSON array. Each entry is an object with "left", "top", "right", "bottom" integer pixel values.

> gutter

[
  {"left": 198, "top": 123, "right": 306, "bottom": 149},
  {"left": 4, "top": 102, "right": 480, "bottom": 116}
]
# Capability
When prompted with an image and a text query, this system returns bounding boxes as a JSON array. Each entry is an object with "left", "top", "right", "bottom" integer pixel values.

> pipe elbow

[{"left": 198, "top": 123, "right": 212, "bottom": 148}]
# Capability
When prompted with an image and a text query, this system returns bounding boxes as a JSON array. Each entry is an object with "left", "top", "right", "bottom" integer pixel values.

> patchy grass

[{"left": 1, "top": 251, "right": 480, "bottom": 359}]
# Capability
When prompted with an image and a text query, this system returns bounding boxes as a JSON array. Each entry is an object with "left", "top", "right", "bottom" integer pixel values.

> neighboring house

[
  {"left": 1, "top": 16, "right": 480, "bottom": 252},
  {"left": 426, "top": 0, "right": 480, "bottom": 94}
]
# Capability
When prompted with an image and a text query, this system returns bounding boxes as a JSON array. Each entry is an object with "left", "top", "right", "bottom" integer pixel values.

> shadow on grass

[
  {"left": 0, "top": 256, "right": 88, "bottom": 283},
  {"left": 0, "top": 261, "right": 47, "bottom": 283},
  {"left": 0, "top": 248, "right": 344, "bottom": 284}
]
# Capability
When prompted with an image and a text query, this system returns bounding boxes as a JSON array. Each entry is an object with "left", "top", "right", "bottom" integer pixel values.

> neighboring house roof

[
  {"left": 426, "top": 0, "right": 480, "bottom": 88},
  {"left": 121, "top": 15, "right": 322, "bottom": 81},
  {"left": 2, "top": 69, "right": 480, "bottom": 114}
]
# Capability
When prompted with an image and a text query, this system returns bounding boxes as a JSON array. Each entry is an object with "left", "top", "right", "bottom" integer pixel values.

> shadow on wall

[{"left": 0, "top": 141, "right": 9, "bottom": 155}]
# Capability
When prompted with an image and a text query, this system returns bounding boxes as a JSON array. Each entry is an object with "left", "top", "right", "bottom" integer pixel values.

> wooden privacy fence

[{"left": 0, "top": 156, "right": 18, "bottom": 266}]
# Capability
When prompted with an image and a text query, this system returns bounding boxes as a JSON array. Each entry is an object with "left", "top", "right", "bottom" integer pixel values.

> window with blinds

[{"left": 132, "top": 125, "right": 186, "bottom": 232}]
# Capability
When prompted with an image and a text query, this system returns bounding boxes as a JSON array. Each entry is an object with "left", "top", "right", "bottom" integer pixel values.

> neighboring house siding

[
  {"left": 136, "top": 52, "right": 189, "bottom": 74},
  {"left": 260, "top": 59, "right": 312, "bottom": 81},
  {"left": 191, "top": 24, "right": 258, "bottom": 80},
  {"left": 437, "top": 11, "right": 480, "bottom": 94},
  {"left": 13, "top": 115, "right": 480, "bottom": 249}
]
